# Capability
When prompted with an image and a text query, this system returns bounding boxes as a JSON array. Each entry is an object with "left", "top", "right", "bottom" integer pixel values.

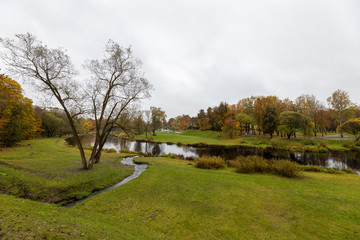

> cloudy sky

[{"left": 1, "top": 0, "right": 360, "bottom": 118}]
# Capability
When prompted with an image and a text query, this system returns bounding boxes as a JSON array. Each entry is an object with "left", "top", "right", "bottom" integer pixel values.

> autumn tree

[
  {"left": 237, "top": 97, "right": 256, "bottom": 134},
  {"left": 222, "top": 117, "right": 237, "bottom": 138},
  {"left": 212, "top": 102, "right": 229, "bottom": 131},
  {"left": 262, "top": 106, "right": 277, "bottom": 138},
  {"left": 197, "top": 109, "right": 211, "bottom": 130},
  {"left": 0, "top": 33, "right": 89, "bottom": 168},
  {"left": 40, "top": 111, "right": 64, "bottom": 137},
  {"left": 150, "top": 107, "right": 166, "bottom": 136},
  {"left": 327, "top": 89, "right": 353, "bottom": 137},
  {"left": 295, "top": 94, "right": 321, "bottom": 135},
  {"left": 254, "top": 96, "right": 280, "bottom": 135},
  {"left": 235, "top": 113, "right": 253, "bottom": 135},
  {"left": 338, "top": 118, "right": 360, "bottom": 141},
  {"left": 0, "top": 75, "right": 40, "bottom": 146},
  {"left": 278, "top": 111, "right": 314, "bottom": 139}
]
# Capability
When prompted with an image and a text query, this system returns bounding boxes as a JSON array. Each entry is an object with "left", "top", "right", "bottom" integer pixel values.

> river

[{"left": 67, "top": 134, "right": 360, "bottom": 173}]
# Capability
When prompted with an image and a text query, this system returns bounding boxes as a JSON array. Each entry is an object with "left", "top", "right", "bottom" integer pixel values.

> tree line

[{"left": 167, "top": 92, "right": 360, "bottom": 139}]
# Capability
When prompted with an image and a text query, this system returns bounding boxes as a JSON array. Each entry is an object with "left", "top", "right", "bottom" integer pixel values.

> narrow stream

[{"left": 64, "top": 157, "right": 147, "bottom": 207}]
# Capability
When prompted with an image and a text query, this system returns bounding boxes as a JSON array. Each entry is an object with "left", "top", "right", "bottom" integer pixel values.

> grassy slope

[
  {"left": 1, "top": 140, "right": 360, "bottom": 239},
  {"left": 0, "top": 138, "right": 134, "bottom": 203},
  {"left": 75, "top": 157, "right": 360, "bottom": 239},
  {"left": 135, "top": 130, "right": 358, "bottom": 151}
]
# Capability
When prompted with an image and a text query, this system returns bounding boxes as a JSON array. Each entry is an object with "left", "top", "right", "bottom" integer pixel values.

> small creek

[
  {"left": 64, "top": 157, "right": 147, "bottom": 207},
  {"left": 63, "top": 135, "right": 360, "bottom": 205}
]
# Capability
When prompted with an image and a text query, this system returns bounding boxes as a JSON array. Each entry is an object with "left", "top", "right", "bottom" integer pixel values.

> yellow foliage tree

[{"left": 0, "top": 75, "right": 40, "bottom": 146}]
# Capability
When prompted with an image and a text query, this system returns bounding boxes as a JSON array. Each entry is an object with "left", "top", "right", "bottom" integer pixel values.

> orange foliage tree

[{"left": 0, "top": 75, "right": 40, "bottom": 146}]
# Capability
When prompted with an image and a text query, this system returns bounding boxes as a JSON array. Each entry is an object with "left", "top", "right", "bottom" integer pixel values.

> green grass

[
  {"left": 1, "top": 139, "right": 360, "bottom": 239},
  {"left": 0, "top": 137, "right": 134, "bottom": 203},
  {"left": 134, "top": 130, "right": 360, "bottom": 152}
]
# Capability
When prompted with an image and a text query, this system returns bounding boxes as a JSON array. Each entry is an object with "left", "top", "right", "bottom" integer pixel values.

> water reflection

[{"left": 67, "top": 135, "right": 360, "bottom": 172}]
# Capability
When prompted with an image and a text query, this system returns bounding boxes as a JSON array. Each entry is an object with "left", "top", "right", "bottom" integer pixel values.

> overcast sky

[{"left": 1, "top": 0, "right": 360, "bottom": 118}]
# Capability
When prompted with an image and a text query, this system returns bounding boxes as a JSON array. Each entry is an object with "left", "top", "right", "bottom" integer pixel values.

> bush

[
  {"left": 235, "top": 155, "right": 302, "bottom": 178},
  {"left": 195, "top": 156, "right": 225, "bottom": 169},
  {"left": 302, "top": 165, "right": 321, "bottom": 172},
  {"left": 236, "top": 156, "right": 270, "bottom": 173},
  {"left": 272, "top": 160, "right": 302, "bottom": 178},
  {"left": 315, "top": 147, "right": 328, "bottom": 153},
  {"left": 120, "top": 149, "right": 131, "bottom": 153},
  {"left": 343, "top": 141, "right": 357, "bottom": 150},
  {"left": 302, "top": 139, "right": 317, "bottom": 146},
  {"left": 227, "top": 160, "right": 240, "bottom": 168},
  {"left": 143, "top": 152, "right": 152, "bottom": 157},
  {"left": 104, "top": 148, "right": 116, "bottom": 153},
  {"left": 252, "top": 139, "right": 270, "bottom": 145},
  {"left": 342, "top": 168, "right": 355, "bottom": 174},
  {"left": 319, "top": 141, "right": 328, "bottom": 149}
]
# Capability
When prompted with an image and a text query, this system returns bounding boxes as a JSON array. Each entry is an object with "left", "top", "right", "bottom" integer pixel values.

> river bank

[
  {"left": 129, "top": 130, "right": 360, "bottom": 153},
  {"left": 1, "top": 150, "right": 360, "bottom": 239},
  {"left": 0, "top": 137, "right": 135, "bottom": 205}
]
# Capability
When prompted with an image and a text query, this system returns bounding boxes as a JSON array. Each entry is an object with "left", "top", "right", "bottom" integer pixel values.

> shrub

[
  {"left": 315, "top": 147, "right": 328, "bottom": 153},
  {"left": 342, "top": 168, "right": 355, "bottom": 174},
  {"left": 302, "top": 139, "right": 317, "bottom": 146},
  {"left": 343, "top": 141, "right": 357, "bottom": 150},
  {"left": 252, "top": 139, "right": 270, "bottom": 145},
  {"left": 236, "top": 156, "right": 270, "bottom": 173},
  {"left": 319, "top": 141, "right": 328, "bottom": 149},
  {"left": 272, "top": 160, "right": 302, "bottom": 178},
  {"left": 235, "top": 155, "right": 302, "bottom": 178},
  {"left": 143, "top": 152, "right": 152, "bottom": 157},
  {"left": 195, "top": 156, "right": 225, "bottom": 169},
  {"left": 104, "top": 148, "right": 117, "bottom": 153},
  {"left": 227, "top": 160, "right": 240, "bottom": 168},
  {"left": 120, "top": 149, "right": 131, "bottom": 153},
  {"left": 302, "top": 165, "right": 321, "bottom": 172}
]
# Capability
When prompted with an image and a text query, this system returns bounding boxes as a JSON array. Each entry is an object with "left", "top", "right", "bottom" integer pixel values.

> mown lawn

[
  {"left": 1, "top": 139, "right": 360, "bottom": 239},
  {"left": 134, "top": 130, "right": 359, "bottom": 152},
  {"left": 0, "top": 137, "right": 134, "bottom": 203}
]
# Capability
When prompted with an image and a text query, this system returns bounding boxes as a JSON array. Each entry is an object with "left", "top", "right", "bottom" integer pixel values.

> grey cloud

[{"left": 1, "top": 0, "right": 360, "bottom": 118}]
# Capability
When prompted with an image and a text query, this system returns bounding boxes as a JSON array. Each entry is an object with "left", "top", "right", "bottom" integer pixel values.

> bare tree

[
  {"left": 143, "top": 110, "right": 151, "bottom": 138},
  {"left": 84, "top": 40, "right": 152, "bottom": 166},
  {"left": 1, "top": 33, "right": 152, "bottom": 170},
  {"left": 0, "top": 33, "right": 89, "bottom": 169}
]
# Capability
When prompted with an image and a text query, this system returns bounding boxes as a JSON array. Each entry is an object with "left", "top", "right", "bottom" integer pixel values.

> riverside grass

[
  {"left": 0, "top": 147, "right": 360, "bottom": 239},
  {"left": 1, "top": 140, "right": 360, "bottom": 239},
  {"left": 0, "top": 137, "right": 134, "bottom": 203},
  {"left": 134, "top": 130, "right": 359, "bottom": 152}
]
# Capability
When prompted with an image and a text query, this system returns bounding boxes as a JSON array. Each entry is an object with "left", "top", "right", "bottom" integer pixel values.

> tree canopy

[
  {"left": 0, "top": 75, "right": 40, "bottom": 146},
  {"left": 338, "top": 118, "right": 360, "bottom": 141},
  {"left": 277, "top": 111, "right": 314, "bottom": 139}
]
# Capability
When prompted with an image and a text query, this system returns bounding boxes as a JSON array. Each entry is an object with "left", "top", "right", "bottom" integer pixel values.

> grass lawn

[
  {"left": 134, "top": 130, "right": 359, "bottom": 152},
  {"left": 0, "top": 137, "right": 134, "bottom": 203},
  {"left": 1, "top": 139, "right": 360, "bottom": 239}
]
